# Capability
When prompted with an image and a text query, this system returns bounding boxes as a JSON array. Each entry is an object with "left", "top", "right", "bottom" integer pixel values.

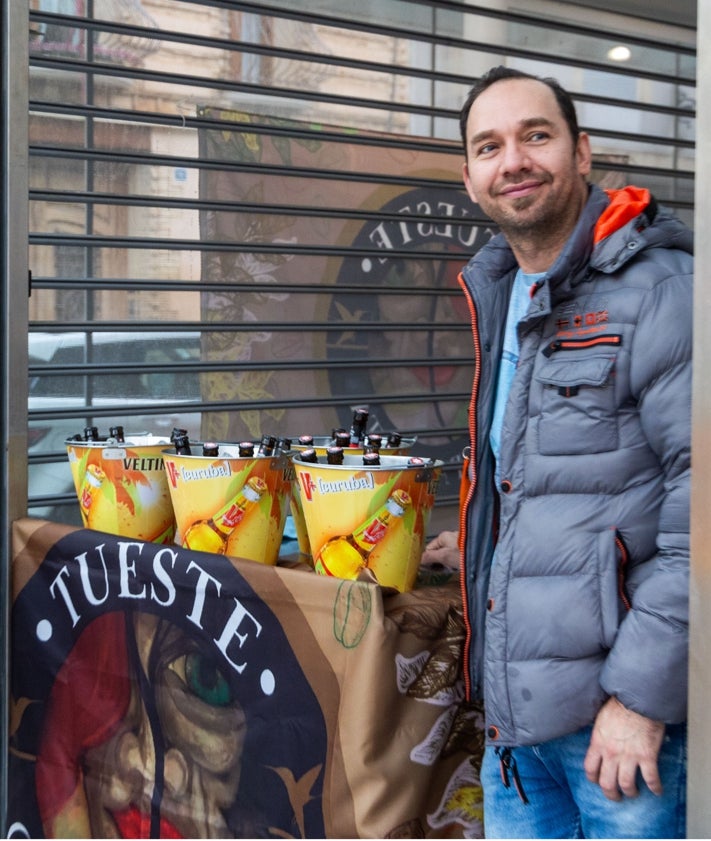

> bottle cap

[
  {"left": 258, "top": 434, "right": 277, "bottom": 455},
  {"left": 174, "top": 434, "right": 192, "bottom": 455},
  {"left": 326, "top": 446, "right": 344, "bottom": 464}
]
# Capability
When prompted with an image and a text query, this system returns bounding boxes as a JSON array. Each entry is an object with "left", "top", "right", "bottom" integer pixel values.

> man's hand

[
  {"left": 584, "top": 696, "right": 665, "bottom": 801},
  {"left": 420, "top": 530, "right": 460, "bottom": 571}
]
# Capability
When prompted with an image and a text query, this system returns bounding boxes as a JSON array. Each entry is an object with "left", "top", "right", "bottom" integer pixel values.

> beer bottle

[
  {"left": 298, "top": 434, "right": 314, "bottom": 447},
  {"left": 348, "top": 408, "right": 369, "bottom": 447},
  {"left": 277, "top": 437, "right": 292, "bottom": 452},
  {"left": 386, "top": 432, "right": 402, "bottom": 448},
  {"left": 313, "top": 489, "right": 412, "bottom": 579},
  {"left": 182, "top": 475, "right": 267, "bottom": 554},
  {"left": 171, "top": 427, "right": 188, "bottom": 442},
  {"left": 79, "top": 463, "right": 107, "bottom": 527},
  {"left": 174, "top": 434, "right": 192, "bottom": 455},
  {"left": 334, "top": 431, "right": 349, "bottom": 449},
  {"left": 258, "top": 434, "right": 277, "bottom": 456},
  {"left": 238, "top": 441, "right": 255, "bottom": 457},
  {"left": 363, "top": 451, "right": 380, "bottom": 467},
  {"left": 202, "top": 442, "right": 219, "bottom": 457},
  {"left": 108, "top": 425, "right": 125, "bottom": 443},
  {"left": 83, "top": 425, "right": 100, "bottom": 442},
  {"left": 364, "top": 433, "right": 382, "bottom": 452},
  {"left": 331, "top": 427, "right": 346, "bottom": 442},
  {"left": 299, "top": 447, "right": 319, "bottom": 463},
  {"left": 326, "top": 445, "right": 344, "bottom": 465}
]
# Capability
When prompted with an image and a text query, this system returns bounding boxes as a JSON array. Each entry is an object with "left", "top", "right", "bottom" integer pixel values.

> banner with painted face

[{"left": 8, "top": 518, "right": 485, "bottom": 839}]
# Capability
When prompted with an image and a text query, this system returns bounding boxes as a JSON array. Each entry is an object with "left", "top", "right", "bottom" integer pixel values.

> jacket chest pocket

[{"left": 535, "top": 352, "right": 619, "bottom": 456}]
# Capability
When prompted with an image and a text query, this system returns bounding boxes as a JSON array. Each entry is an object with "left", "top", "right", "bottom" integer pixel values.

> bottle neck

[
  {"left": 212, "top": 497, "right": 249, "bottom": 532},
  {"left": 351, "top": 499, "right": 401, "bottom": 551},
  {"left": 211, "top": 480, "right": 264, "bottom": 527}
]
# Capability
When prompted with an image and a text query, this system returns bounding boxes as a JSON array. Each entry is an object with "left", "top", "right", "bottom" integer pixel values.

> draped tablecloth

[{"left": 7, "top": 518, "right": 484, "bottom": 839}]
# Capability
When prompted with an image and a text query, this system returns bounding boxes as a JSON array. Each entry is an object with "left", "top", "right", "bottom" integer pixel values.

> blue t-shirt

[{"left": 490, "top": 269, "right": 546, "bottom": 483}]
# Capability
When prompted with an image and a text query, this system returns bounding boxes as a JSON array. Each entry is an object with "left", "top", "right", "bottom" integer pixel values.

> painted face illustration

[
  {"left": 11, "top": 530, "right": 328, "bottom": 839},
  {"left": 82, "top": 614, "right": 248, "bottom": 839}
]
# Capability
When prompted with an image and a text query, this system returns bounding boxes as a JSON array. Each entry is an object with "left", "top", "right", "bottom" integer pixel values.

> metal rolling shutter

[{"left": 25, "top": 0, "right": 695, "bottom": 529}]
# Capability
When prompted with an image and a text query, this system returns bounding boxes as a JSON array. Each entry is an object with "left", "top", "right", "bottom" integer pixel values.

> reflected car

[{"left": 28, "top": 331, "right": 203, "bottom": 524}]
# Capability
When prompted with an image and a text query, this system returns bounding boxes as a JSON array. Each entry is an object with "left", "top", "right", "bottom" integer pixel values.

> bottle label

[
  {"left": 220, "top": 504, "right": 245, "bottom": 529},
  {"left": 360, "top": 518, "right": 387, "bottom": 545},
  {"left": 80, "top": 487, "right": 93, "bottom": 511}
]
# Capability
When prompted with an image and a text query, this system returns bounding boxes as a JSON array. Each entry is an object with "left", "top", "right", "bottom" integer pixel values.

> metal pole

[{"left": 1, "top": 0, "right": 30, "bottom": 829}]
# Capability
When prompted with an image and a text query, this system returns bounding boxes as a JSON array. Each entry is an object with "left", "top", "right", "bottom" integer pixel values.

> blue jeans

[{"left": 481, "top": 723, "right": 687, "bottom": 838}]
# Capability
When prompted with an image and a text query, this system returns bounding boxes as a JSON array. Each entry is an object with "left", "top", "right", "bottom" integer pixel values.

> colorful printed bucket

[
  {"left": 288, "top": 436, "right": 417, "bottom": 559},
  {"left": 66, "top": 435, "right": 176, "bottom": 544},
  {"left": 292, "top": 453, "right": 441, "bottom": 592},
  {"left": 163, "top": 444, "right": 293, "bottom": 566}
]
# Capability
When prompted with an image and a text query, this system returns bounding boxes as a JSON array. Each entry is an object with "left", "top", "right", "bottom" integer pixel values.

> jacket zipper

[
  {"left": 542, "top": 334, "right": 622, "bottom": 357},
  {"left": 457, "top": 270, "right": 481, "bottom": 702},
  {"left": 615, "top": 530, "right": 632, "bottom": 611}
]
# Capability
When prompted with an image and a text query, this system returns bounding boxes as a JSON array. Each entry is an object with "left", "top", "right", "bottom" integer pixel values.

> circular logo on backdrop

[{"left": 326, "top": 185, "right": 494, "bottom": 475}]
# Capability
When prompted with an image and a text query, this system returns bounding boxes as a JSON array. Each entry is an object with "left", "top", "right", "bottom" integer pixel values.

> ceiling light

[{"left": 607, "top": 45, "right": 632, "bottom": 62}]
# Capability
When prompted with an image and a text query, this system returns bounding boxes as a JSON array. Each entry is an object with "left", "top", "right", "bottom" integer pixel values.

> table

[{"left": 7, "top": 518, "right": 484, "bottom": 839}]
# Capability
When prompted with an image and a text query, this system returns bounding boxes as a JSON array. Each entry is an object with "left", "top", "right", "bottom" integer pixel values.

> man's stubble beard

[
  {"left": 494, "top": 189, "right": 587, "bottom": 257},
  {"left": 488, "top": 181, "right": 559, "bottom": 237}
]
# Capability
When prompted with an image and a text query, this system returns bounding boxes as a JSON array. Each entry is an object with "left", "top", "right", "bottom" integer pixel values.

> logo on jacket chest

[{"left": 553, "top": 299, "right": 609, "bottom": 337}]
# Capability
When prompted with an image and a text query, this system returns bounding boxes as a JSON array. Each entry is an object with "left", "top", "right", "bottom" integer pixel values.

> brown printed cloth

[{"left": 8, "top": 518, "right": 484, "bottom": 839}]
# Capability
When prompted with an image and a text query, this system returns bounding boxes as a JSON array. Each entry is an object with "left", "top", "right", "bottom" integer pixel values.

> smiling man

[{"left": 423, "top": 66, "right": 692, "bottom": 838}]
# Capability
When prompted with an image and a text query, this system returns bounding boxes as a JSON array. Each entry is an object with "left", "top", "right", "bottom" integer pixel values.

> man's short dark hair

[{"left": 459, "top": 66, "right": 581, "bottom": 153}]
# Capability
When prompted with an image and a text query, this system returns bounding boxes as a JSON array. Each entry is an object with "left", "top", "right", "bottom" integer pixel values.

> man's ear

[
  {"left": 462, "top": 160, "right": 479, "bottom": 205},
  {"left": 576, "top": 132, "right": 592, "bottom": 177}
]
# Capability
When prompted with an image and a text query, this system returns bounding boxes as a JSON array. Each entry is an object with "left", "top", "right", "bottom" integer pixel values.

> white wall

[{"left": 688, "top": 0, "right": 708, "bottom": 835}]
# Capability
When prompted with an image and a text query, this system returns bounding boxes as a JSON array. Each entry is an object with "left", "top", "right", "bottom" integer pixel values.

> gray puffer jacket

[{"left": 457, "top": 183, "right": 693, "bottom": 747}]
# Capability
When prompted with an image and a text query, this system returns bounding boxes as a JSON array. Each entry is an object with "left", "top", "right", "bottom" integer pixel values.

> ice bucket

[
  {"left": 163, "top": 443, "right": 293, "bottom": 566},
  {"left": 292, "top": 453, "right": 441, "bottom": 592},
  {"left": 66, "top": 434, "right": 176, "bottom": 544}
]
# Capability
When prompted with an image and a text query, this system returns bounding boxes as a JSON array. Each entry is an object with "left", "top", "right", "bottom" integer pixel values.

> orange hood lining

[{"left": 593, "top": 186, "right": 651, "bottom": 245}]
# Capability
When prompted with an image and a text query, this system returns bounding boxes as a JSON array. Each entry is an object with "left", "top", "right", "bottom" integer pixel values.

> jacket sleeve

[{"left": 599, "top": 255, "right": 692, "bottom": 723}]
